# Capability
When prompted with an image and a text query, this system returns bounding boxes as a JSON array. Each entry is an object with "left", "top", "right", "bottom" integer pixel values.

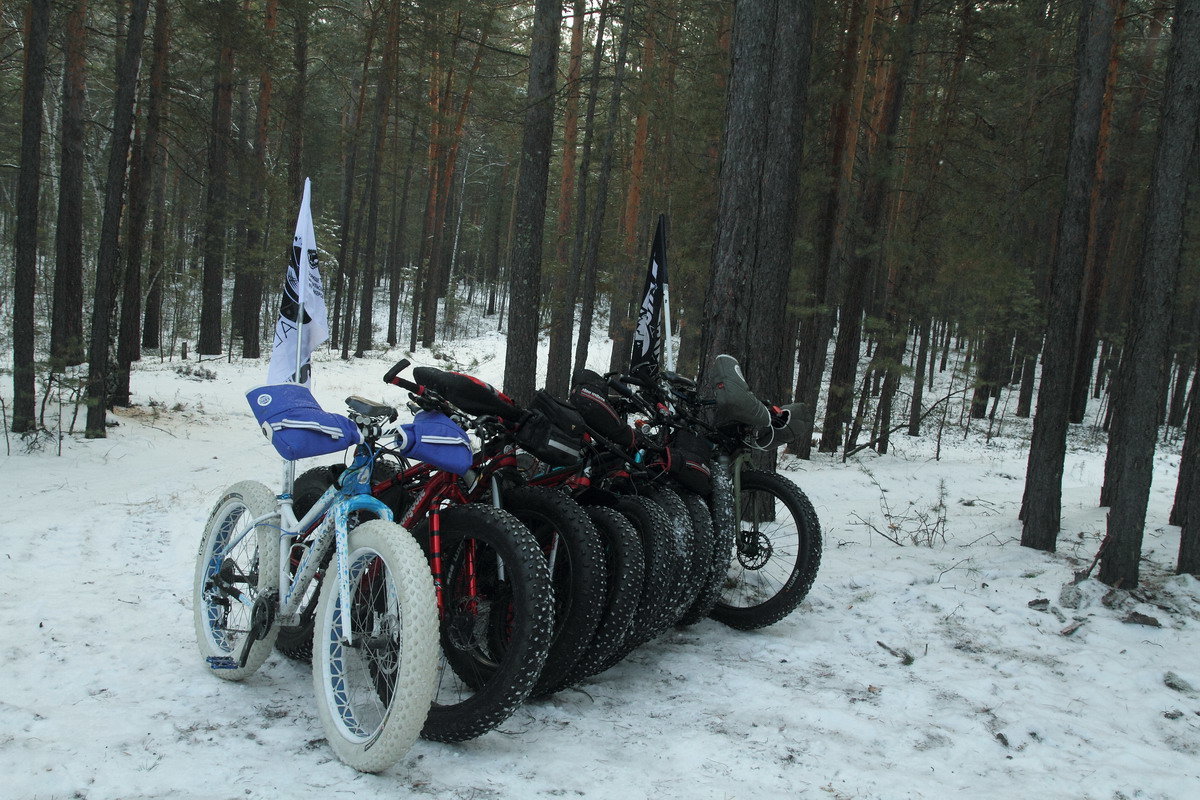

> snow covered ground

[{"left": 2, "top": 332, "right": 1198, "bottom": 800}]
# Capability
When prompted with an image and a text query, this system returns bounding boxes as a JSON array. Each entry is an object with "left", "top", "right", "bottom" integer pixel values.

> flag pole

[
  {"left": 292, "top": 178, "right": 312, "bottom": 385},
  {"left": 659, "top": 215, "right": 675, "bottom": 373}
]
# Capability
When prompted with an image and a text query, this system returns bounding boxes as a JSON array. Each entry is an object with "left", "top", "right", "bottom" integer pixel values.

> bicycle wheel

[
  {"left": 676, "top": 489, "right": 718, "bottom": 626},
  {"left": 419, "top": 504, "right": 553, "bottom": 743},
  {"left": 710, "top": 469, "right": 822, "bottom": 630},
  {"left": 610, "top": 495, "right": 675, "bottom": 654},
  {"left": 565, "top": 504, "right": 645, "bottom": 682},
  {"left": 501, "top": 486, "right": 606, "bottom": 698},
  {"left": 277, "top": 463, "right": 403, "bottom": 662},
  {"left": 641, "top": 484, "right": 697, "bottom": 626},
  {"left": 193, "top": 481, "right": 281, "bottom": 681},
  {"left": 312, "top": 519, "right": 438, "bottom": 772}
]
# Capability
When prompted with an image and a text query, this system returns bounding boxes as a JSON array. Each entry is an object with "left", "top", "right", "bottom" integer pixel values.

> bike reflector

[
  {"left": 247, "top": 384, "right": 362, "bottom": 461},
  {"left": 395, "top": 411, "right": 474, "bottom": 474}
]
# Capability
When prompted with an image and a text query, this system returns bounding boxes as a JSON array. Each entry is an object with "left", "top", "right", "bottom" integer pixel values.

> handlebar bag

[
  {"left": 247, "top": 384, "right": 363, "bottom": 461},
  {"left": 569, "top": 370, "right": 636, "bottom": 450},
  {"left": 515, "top": 408, "right": 582, "bottom": 466},
  {"left": 395, "top": 410, "right": 474, "bottom": 475},
  {"left": 648, "top": 428, "right": 714, "bottom": 496}
]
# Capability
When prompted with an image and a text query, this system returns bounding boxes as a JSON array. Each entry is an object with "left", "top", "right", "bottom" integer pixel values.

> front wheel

[
  {"left": 312, "top": 520, "right": 438, "bottom": 773},
  {"left": 710, "top": 469, "right": 822, "bottom": 630},
  {"left": 193, "top": 481, "right": 281, "bottom": 680}
]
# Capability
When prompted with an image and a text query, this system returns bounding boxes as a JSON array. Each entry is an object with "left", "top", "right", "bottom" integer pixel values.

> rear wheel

[
  {"left": 312, "top": 520, "right": 438, "bottom": 772},
  {"left": 676, "top": 490, "right": 718, "bottom": 626},
  {"left": 501, "top": 486, "right": 605, "bottom": 697},
  {"left": 609, "top": 496, "right": 674, "bottom": 657},
  {"left": 193, "top": 481, "right": 280, "bottom": 680},
  {"left": 710, "top": 469, "right": 822, "bottom": 630},
  {"left": 418, "top": 505, "right": 553, "bottom": 743},
  {"left": 565, "top": 504, "right": 645, "bottom": 682}
]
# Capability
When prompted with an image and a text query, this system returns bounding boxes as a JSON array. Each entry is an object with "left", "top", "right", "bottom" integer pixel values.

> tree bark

[
  {"left": 1019, "top": 0, "right": 1118, "bottom": 549},
  {"left": 543, "top": 0, "right": 590, "bottom": 396},
  {"left": 573, "top": 2, "right": 635, "bottom": 378},
  {"left": 12, "top": 0, "right": 51, "bottom": 433},
  {"left": 698, "top": 0, "right": 813, "bottom": 410},
  {"left": 114, "top": 0, "right": 170, "bottom": 405},
  {"left": 50, "top": 0, "right": 87, "bottom": 368},
  {"left": 1100, "top": 0, "right": 1200, "bottom": 586},
  {"left": 819, "top": 0, "right": 921, "bottom": 453},
  {"left": 501, "top": 0, "right": 562, "bottom": 403},
  {"left": 198, "top": 0, "right": 238, "bottom": 356},
  {"left": 84, "top": 0, "right": 150, "bottom": 437}
]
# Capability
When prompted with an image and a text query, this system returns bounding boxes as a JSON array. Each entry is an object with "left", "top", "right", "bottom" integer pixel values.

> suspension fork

[{"left": 724, "top": 451, "right": 752, "bottom": 548}]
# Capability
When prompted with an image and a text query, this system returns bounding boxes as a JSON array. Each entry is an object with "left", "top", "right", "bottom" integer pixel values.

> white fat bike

[{"left": 193, "top": 394, "right": 438, "bottom": 772}]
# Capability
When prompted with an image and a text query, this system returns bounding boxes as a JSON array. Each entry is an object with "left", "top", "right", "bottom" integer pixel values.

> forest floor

[{"left": 1, "top": 330, "right": 1197, "bottom": 800}]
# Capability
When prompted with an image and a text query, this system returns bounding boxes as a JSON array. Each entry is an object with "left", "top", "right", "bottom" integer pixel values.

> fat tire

[
  {"left": 609, "top": 496, "right": 675, "bottom": 658},
  {"left": 193, "top": 481, "right": 281, "bottom": 681},
  {"left": 676, "top": 489, "right": 719, "bottom": 626},
  {"left": 502, "top": 486, "right": 607, "bottom": 698},
  {"left": 312, "top": 519, "right": 438, "bottom": 772},
  {"left": 710, "top": 469, "right": 822, "bottom": 630},
  {"left": 565, "top": 505, "right": 645, "bottom": 682},
  {"left": 640, "top": 484, "right": 697, "bottom": 626},
  {"left": 418, "top": 504, "right": 553, "bottom": 743}
]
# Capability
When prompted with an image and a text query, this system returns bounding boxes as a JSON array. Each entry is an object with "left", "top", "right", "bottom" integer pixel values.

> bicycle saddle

[{"left": 345, "top": 396, "right": 397, "bottom": 421}]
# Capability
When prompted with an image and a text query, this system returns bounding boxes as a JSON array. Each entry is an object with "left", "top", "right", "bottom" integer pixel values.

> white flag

[{"left": 268, "top": 178, "right": 328, "bottom": 387}]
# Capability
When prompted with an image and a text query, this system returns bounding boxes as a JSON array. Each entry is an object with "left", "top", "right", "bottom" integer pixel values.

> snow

[{"left": 2, "top": 331, "right": 1199, "bottom": 800}]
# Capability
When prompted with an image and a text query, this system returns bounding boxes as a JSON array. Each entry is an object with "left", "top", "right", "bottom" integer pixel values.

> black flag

[{"left": 630, "top": 215, "right": 669, "bottom": 378}]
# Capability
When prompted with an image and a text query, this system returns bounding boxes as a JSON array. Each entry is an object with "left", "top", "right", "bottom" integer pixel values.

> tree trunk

[
  {"left": 544, "top": 0, "right": 590, "bottom": 396},
  {"left": 819, "top": 0, "right": 922, "bottom": 453},
  {"left": 114, "top": 0, "right": 170, "bottom": 405},
  {"left": 792, "top": 0, "right": 878, "bottom": 458},
  {"left": 1173, "top": 350, "right": 1200, "bottom": 527},
  {"left": 286, "top": 1, "right": 309, "bottom": 203},
  {"left": 240, "top": 0, "right": 278, "bottom": 360},
  {"left": 1019, "top": 0, "right": 1118, "bottom": 549},
  {"left": 908, "top": 316, "right": 931, "bottom": 435},
  {"left": 356, "top": 2, "right": 401, "bottom": 357},
  {"left": 698, "top": 0, "right": 813, "bottom": 411},
  {"left": 388, "top": 115, "right": 420, "bottom": 345},
  {"left": 197, "top": 0, "right": 238, "bottom": 355},
  {"left": 12, "top": 0, "right": 51, "bottom": 433},
  {"left": 1101, "top": 0, "right": 1200, "bottom": 587},
  {"left": 50, "top": 0, "right": 87, "bottom": 368},
  {"left": 573, "top": 2, "right": 635, "bottom": 377},
  {"left": 501, "top": 0, "right": 562, "bottom": 403},
  {"left": 84, "top": 0, "right": 150, "bottom": 437}
]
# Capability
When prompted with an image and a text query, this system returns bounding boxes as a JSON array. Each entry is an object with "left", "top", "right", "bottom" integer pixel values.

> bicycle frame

[{"left": 225, "top": 443, "right": 394, "bottom": 652}]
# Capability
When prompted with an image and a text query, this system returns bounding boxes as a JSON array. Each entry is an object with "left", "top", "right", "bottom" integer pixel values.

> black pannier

[
  {"left": 515, "top": 409, "right": 582, "bottom": 466},
  {"left": 649, "top": 428, "right": 714, "bottom": 496},
  {"left": 514, "top": 390, "right": 586, "bottom": 466},
  {"left": 570, "top": 369, "right": 636, "bottom": 451}
]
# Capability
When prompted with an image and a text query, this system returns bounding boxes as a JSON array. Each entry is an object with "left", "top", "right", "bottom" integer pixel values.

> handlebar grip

[
  {"left": 383, "top": 358, "right": 410, "bottom": 385},
  {"left": 606, "top": 376, "right": 636, "bottom": 399}
]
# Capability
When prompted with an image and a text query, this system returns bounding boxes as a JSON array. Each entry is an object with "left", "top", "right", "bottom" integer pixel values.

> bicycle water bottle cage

[
  {"left": 395, "top": 410, "right": 474, "bottom": 474},
  {"left": 247, "top": 384, "right": 362, "bottom": 461}
]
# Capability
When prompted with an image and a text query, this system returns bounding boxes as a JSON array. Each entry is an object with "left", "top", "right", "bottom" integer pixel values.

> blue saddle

[{"left": 247, "top": 384, "right": 362, "bottom": 461}]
